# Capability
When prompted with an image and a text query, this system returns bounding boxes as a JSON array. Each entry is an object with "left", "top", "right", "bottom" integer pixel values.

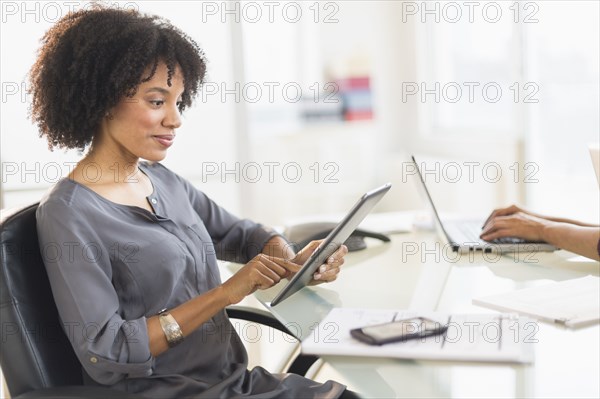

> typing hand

[{"left": 480, "top": 211, "right": 549, "bottom": 242}]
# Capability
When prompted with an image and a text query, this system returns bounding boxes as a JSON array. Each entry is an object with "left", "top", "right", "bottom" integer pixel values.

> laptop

[
  {"left": 411, "top": 156, "right": 557, "bottom": 254},
  {"left": 270, "top": 183, "right": 392, "bottom": 306}
]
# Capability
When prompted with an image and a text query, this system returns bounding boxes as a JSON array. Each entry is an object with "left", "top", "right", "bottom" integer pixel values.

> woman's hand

[
  {"left": 480, "top": 208, "right": 551, "bottom": 242},
  {"left": 481, "top": 204, "right": 533, "bottom": 228},
  {"left": 222, "top": 240, "right": 349, "bottom": 305},
  {"left": 221, "top": 254, "right": 293, "bottom": 305},
  {"left": 287, "top": 240, "right": 349, "bottom": 285}
]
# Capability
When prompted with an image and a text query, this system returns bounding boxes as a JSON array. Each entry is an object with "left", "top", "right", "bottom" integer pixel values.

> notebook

[
  {"left": 473, "top": 275, "right": 600, "bottom": 328},
  {"left": 301, "top": 308, "right": 535, "bottom": 363}
]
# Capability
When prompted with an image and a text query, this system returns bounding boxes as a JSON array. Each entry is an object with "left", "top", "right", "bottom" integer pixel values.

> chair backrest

[{"left": 0, "top": 203, "right": 83, "bottom": 397}]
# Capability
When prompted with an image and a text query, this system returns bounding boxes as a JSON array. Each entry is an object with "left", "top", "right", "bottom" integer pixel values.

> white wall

[
  {"left": 1, "top": 1, "right": 241, "bottom": 212},
  {"left": 2, "top": 1, "right": 598, "bottom": 225}
]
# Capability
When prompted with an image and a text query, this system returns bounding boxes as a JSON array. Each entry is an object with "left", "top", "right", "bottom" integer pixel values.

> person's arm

[
  {"left": 175, "top": 168, "right": 349, "bottom": 281},
  {"left": 483, "top": 205, "right": 599, "bottom": 228},
  {"left": 540, "top": 216, "right": 598, "bottom": 228},
  {"left": 150, "top": 236, "right": 349, "bottom": 356},
  {"left": 542, "top": 223, "right": 600, "bottom": 261},
  {"left": 38, "top": 201, "right": 155, "bottom": 385},
  {"left": 481, "top": 211, "right": 600, "bottom": 261},
  {"left": 176, "top": 171, "right": 281, "bottom": 263},
  {"left": 147, "top": 253, "right": 291, "bottom": 356}
]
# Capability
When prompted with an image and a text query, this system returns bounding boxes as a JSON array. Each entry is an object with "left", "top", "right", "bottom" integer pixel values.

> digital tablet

[{"left": 270, "top": 183, "right": 392, "bottom": 306}]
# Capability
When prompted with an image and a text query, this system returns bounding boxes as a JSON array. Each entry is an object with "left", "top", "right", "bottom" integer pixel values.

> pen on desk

[
  {"left": 440, "top": 316, "right": 451, "bottom": 349},
  {"left": 498, "top": 316, "right": 503, "bottom": 351},
  {"left": 531, "top": 313, "right": 569, "bottom": 325}
]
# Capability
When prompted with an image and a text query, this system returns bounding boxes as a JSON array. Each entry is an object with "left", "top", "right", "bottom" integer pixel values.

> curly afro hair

[{"left": 28, "top": 5, "right": 207, "bottom": 151}]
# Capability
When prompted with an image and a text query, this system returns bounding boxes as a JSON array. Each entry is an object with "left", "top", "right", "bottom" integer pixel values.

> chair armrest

[
  {"left": 226, "top": 305, "right": 297, "bottom": 338},
  {"left": 14, "top": 385, "right": 149, "bottom": 398},
  {"left": 225, "top": 306, "right": 320, "bottom": 376}
]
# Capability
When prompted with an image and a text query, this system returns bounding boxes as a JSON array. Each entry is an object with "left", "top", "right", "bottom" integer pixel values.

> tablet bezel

[{"left": 270, "top": 183, "right": 392, "bottom": 306}]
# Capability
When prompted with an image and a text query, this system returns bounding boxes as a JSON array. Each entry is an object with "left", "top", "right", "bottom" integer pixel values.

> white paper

[
  {"left": 301, "top": 308, "right": 535, "bottom": 363},
  {"left": 473, "top": 275, "right": 600, "bottom": 328}
]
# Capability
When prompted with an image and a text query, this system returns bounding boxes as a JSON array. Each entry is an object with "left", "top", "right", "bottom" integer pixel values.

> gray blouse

[{"left": 36, "top": 162, "right": 345, "bottom": 398}]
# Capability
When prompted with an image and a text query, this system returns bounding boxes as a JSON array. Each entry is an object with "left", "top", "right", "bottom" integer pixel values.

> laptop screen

[{"left": 410, "top": 156, "right": 454, "bottom": 244}]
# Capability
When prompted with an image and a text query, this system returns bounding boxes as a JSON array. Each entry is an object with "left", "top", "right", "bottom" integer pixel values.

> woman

[
  {"left": 32, "top": 6, "right": 352, "bottom": 398},
  {"left": 481, "top": 205, "right": 600, "bottom": 261}
]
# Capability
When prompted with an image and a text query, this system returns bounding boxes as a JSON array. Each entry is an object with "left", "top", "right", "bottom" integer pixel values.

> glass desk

[{"left": 226, "top": 230, "right": 599, "bottom": 398}]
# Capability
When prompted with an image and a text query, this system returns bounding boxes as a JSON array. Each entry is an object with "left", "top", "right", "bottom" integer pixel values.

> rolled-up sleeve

[{"left": 37, "top": 201, "right": 153, "bottom": 385}]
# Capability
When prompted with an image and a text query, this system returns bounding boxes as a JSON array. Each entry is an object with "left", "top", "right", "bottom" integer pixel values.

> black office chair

[{"left": 0, "top": 203, "right": 318, "bottom": 398}]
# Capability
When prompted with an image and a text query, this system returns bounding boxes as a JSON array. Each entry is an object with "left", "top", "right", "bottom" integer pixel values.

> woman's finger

[
  {"left": 481, "top": 216, "right": 521, "bottom": 239},
  {"left": 327, "top": 245, "right": 348, "bottom": 265},
  {"left": 299, "top": 240, "right": 322, "bottom": 255},
  {"left": 270, "top": 256, "right": 302, "bottom": 274},
  {"left": 314, "top": 266, "right": 340, "bottom": 282},
  {"left": 250, "top": 261, "right": 282, "bottom": 285},
  {"left": 290, "top": 239, "right": 324, "bottom": 264},
  {"left": 482, "top": 208, "right": 505, "bottom": 228},
  {"left": 257, "top": 254, "right": 289, "bottom": 276},
  {"left": 480, "top": 227, "right": 514, "bottom": 242},
  {"left": 482, "top": 205, "right": 520, "bottom": 228},
  {"left": 481, "top": 215, "right": 516, "bottom": 237}
]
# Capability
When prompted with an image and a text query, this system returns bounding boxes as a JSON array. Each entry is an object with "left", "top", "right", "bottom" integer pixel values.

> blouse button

[
  {"left": 150, "top": 198, "right": 157, "bottom": 205},
  {"left": 90, "top": 357, "right": 98, "bottom": 363}
]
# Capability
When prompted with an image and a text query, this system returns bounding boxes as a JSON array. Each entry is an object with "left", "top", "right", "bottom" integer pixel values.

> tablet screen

[{"left": 270, "top": 183, "right": 392, "bottom": 306}]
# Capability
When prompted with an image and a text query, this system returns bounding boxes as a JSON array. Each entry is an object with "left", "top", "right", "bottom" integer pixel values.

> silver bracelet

[{"left": 158, "top": 311, "right": 184, "bottom": 348}]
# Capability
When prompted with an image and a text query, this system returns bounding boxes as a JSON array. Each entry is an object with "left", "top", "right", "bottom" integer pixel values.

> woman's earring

[{"left": 105, "top": 111, "right": 113, "bottom": 120}]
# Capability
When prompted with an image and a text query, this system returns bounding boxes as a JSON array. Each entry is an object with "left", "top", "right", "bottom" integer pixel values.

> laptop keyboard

[
  {"left": 460, "top": 223, "right": 525, "bottom": 244},
  {"left": 492, "top": 236, "right": 526, "bottom": 244}
]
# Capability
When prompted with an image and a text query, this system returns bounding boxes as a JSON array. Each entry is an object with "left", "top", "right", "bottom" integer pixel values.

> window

[
  {"left": 416, "top": 1, "right": 525, "bottom": 137},
  {"left": 417, "top": 1, "right": 599, "bottom": 219}
]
